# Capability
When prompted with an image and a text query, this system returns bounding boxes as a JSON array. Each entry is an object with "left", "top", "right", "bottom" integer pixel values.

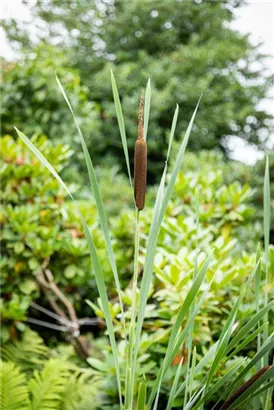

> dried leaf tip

[
  {"left": 138, "top": 92, "right": 144, "bottom": 141},
  {"left": 134, "top": 92, "right": 147, "bottom": 211}
]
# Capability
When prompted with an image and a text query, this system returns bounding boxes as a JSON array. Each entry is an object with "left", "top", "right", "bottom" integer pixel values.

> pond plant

[{"left": 5, "top": 72, "right": 273, "bottom": 410}]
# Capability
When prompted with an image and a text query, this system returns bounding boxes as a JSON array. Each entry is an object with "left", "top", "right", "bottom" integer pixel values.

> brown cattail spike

[
  {"left": 219, "top": 366, "right": 271, "bottom": 410},
  {"left": 134, "top": 93, "right": 147, "bottom": 211}
]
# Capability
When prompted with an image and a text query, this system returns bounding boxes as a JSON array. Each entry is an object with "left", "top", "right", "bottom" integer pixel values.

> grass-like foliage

[{"left": 15, "top": 74, "right": 273, "bottom": 410}]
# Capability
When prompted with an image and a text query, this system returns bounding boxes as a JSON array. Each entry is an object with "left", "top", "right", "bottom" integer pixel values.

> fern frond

[
  {"left": 59, "top": 370, "right": 102, "bottom": 410},
  {"left": 0, "top": 360, "right": 30, "bottom": 410},
  {"left": 29, "top": 359, "right": 68, "bottom": 410},
  {"left": 1, "top": 330, "right": 48, "bottom": 373}
]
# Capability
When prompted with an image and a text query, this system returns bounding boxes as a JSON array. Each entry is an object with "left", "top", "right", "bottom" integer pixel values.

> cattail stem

[
  {"left": 219, "top": 366, "right": 271, "bottom": 410},
  {"left": 134, "top": 94, "right": 147, "bottom": 211}
]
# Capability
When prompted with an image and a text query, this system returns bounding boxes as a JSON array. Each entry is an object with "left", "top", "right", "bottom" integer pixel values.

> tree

[
  {"left": 2, "top": 0, "right": 273, "bottom": 182},
  {"left": 1, "top": 44, "right": 101, "bottom": 171}
]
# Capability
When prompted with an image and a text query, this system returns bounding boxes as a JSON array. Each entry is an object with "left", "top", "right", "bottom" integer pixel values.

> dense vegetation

[
  {"left": 1, "top": 1, "right": 274, "bottom": 409},
  {"left": 1, "top": 133, "right": 273, "bottom": 408},
  {"left": 2, "top": 0, "right": 273, "bottom": 181}
]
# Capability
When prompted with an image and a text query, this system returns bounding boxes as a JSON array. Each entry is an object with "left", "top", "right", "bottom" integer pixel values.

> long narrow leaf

[
  {"left": 264, "top": 156, "right": 270, "bottom": 261},
  {"left": 248, "top": 378, "right": 274, "bottom": 402},
  {"left": 254, "top": 244, "right": 262, "bottom": 410},
  {"left": 15, "top": 128, "right": 122, "bottom": 406},
  {"left": 56, "top": 75, "right": 126, "bottom": 338},
  {"left": 134, "top": 97, "right": 202, "bottom": 392},
  {"left": 224, "top": 366, "right": 274, "bottom": 410},
  {"left": 263, "top": 156, "right": 270, "bottom": 370},
  {"left": 174, "top": 340, "right": 218, "bottom": 399},
  {"left": 137, "top": 378, "right": 147, "bottom": 410},
  {"left": 225, "top": 336, "right": 274, "bottom": 399},
  {"left": 110, "top": 70, "right": 132, "bottom": 188},
  {"left": 184, "top": 189, "right": 200, "bottom": 406},
  {"left": 225, "top": 323, "right": 268, "bottom": 362},
  {"left": 166, "top": 358, "right": 184, "bottom": 410},
  {"left": 225, "top": 301, "right": 274, "bottom": 354},
  {"left": 149, "top": 255, "right": 213, "bottom": 408},
  {"left": 204, "top": 292, "right": 243, "bottom": 392},
  {"left": 143, "top": 78, "right": 151, "bottom": 141},
  {"left": 191, "top": 361, "right": 244, "bottom": 410},
  {"left": 166, "top": 104, "right": 179, "bottom": 161},
  {"left": 204, "top": 260, "right": 261, "bottom": 396}
]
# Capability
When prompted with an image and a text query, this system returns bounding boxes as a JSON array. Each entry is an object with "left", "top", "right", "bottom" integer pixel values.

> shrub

[
  {"left": 12, "top": 73, "right": 274, "bottom": 410},
  {"left": 90, "top": 151, "right": 274, "bottom": 407},
  {"left": 0, "top": 135, "right": 106, "bottom": 342},
  {"left": 1, "top": 44, "right": 101, "bottom": 175}
]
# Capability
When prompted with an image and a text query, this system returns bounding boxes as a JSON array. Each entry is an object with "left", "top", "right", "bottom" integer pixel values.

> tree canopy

[{"left": 2, "top": 0, "right": 273, "bottom": 181}]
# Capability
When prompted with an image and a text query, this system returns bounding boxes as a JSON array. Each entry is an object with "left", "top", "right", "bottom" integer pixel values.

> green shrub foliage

[
  {"left": 1, "top": 135, "right": 273, "bottom": 408},
  {"left": 0, "top": 136, "right": 105, "bottom": 339}
]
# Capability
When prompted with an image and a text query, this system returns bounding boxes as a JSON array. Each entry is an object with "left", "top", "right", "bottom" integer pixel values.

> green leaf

[
  {"left": 166, "top": 104, "right": 179, "bottom": 162},
  {"left": 110, "top": 70, "right": 132, "bottom": 189},
  {"left": 166, "top": 357, "right": 184, "bottom": 410},
  {"left": 264, "top": 156, "right": 270, "bottom": 260},
  {"left": 225, "top": 323, "right": 268, "bottom": 362},
  {"left": 14, "top": 243, "right": 24, "bottom": 254},
  {"left": 19, "top": 280, "right": 37, "bottom": 295},
  {"left": 135, "top": 97, "right": 202, "bottom": 402},
  {"left": 149, "top": 254, "right": 213, "bottom": 408},
  {"left": 202, "top": 259, "right": 261, "bottom": 401},
  {"left": 191, "top": 360, "right": 244, "bottom": 410},
  {"left": 175, "top": 343, "right": 218, "bottom": 399},
  {"left": 143, "top": 78, "right": 151, "bottom": 141},
  {"left": 0, "top": 360, "right": 30, "bottom": 410},
  {"left": 29, "top": 359, "right": 68, "bottom": 410},
  {"left": 15, "top": 128, "right": 122, "bottom": 407},
  {"left": 224, "top": 366, "right": 274, "bottom": 410},
  {"left": 263, "top": 156, "right": 271, "bottom": 371},
  {"left": 55, "top": 75, "right": 126, "bottom": 341},
  {"left": 64, "top": 265, "right": 77, "bottom": 279},
  {"left": 137, "top": 378, "right": 147, "bottom": 410},
  {"left": 225, "top": 301, "right": 274, "bottom": 354},
  {"left": 225, "top": 335, "right": 274, "bottom": 399}
]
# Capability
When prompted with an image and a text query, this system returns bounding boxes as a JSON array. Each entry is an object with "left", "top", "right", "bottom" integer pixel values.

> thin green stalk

[
  {"left": 137, "top": 98, "right": 201, "bottom": 410},
  {"left": 263, "top": 157, "right": 270, "bottom": 363},
  {"left": 255, "top": 243, "right": 262, "bottom": 409},
  {"left": 125, "top": 210, "right": 141, "bottom": 410},
  {"left": 263, "top": 156, "right": 271, "bottom": 410},
  {"left": 131, "top": 211, "right": 141, "bottom": 327},
  {"left": 255, "top": 244, "right": 262, "bottom": 354},
  {"left": 184, "top": 189, "right": 200, "bottom": 406}
]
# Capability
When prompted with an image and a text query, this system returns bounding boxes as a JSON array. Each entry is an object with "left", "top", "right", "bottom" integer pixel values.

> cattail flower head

[{"left": 134, "top": 93, "right": 147, "bottom": 211}]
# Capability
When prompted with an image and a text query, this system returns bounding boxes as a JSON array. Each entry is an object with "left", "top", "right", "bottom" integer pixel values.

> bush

[
  {"left": 2, "top": 133, "right": 273, "bottom": 408},
  {"left": 0, "top": 135, "right": 106, "bottom": 342},
  {"left": 1, "top": 44, "right": 101, "bottom": 175},
  {"left": 84, "top": 151, "right": 274, "bottom": 407}
]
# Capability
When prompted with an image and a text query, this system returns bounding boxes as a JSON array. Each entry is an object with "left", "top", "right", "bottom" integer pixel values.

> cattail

[
  {"left": 219, "top": 366, "right": 271, "bottom": 410},
  {"left": 134, "top": 93, "right": 147, "bottom": 211}
]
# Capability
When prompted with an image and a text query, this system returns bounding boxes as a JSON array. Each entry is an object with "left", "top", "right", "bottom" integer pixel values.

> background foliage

[
  {"left": 1, "top": 135, "right": 273, "bottom": 408},
  {"left": 1, "top": 0, "right": 273, "bottom": 181},
  {"left": 1, "top": 0, "right": 274, "bottom": 408}
]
